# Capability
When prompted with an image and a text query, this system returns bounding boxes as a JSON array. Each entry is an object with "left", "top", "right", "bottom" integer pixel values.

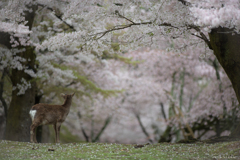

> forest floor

[{"left": 0, "top": 140, "right": 240, "bottom": 159}]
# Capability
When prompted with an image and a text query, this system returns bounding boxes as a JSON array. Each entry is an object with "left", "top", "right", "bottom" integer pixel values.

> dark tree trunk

[
  {"left": 5, "top": 46, "right": 36, "bottom": 142},
  {"left": 209, "top": 27, "right": 240, "bottom": 138},
  {"left": 4, "top": 5, "right": 37, "bottom": 142}
]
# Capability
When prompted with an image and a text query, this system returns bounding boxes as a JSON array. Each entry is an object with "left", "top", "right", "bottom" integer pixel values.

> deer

[{"left": 29, "top": 93, "right": 75, "bottom": 143}]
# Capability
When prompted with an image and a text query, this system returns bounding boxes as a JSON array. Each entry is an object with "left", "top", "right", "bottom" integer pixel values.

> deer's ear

[
  {"left": 72, "top": 92, "right": 75, "bottom": 97},
  {"left": 60, "top": 93, "right": 66, "bottom": 97}
]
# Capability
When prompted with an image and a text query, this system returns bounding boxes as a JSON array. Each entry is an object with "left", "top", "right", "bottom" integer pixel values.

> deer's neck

[{"left": 62, "top": 98, "right": 72, "bottom": 108}]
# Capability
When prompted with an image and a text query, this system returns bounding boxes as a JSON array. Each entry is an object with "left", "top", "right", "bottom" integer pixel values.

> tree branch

[
  {"left": 134, "top": 112, "right": 153, "bottom": 143},
  {"left": 160, "top": 102, "right": 167, "bottom": 121},
  {"left": 92, "top": 20, "right": 180, "bottom": 40},
  {"left": 37, "top": 3, "right": 76, "bottom": 31},
  {"left": 91, "top": 10, "right": 180, "bottom": 40},
  {"left": 77, "top": 111, "right": 89, "bottom": 142},
  {"left": 92, "top": 116, "right": 112, "bottom": 142},
  {"left": 92, "top": 21, "right": 153, "bottom": 40},
  {"left": 178, "top": 0, "right": 192, "bottom": 6},
  {"left": 187, "top": 24, "right": 213, "bottom": 49},
  {"left": 92, "top": 11, "right": 211, "bottom": 52},
  {"left": 115, "top": 10, "right": 135, "bottom": 24},
  {"left": 80, "top": 123, "right": 89, "bottom": 142}
]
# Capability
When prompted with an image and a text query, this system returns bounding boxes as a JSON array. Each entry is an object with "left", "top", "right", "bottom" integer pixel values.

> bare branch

[
  {"left": 178, "top": 0, "right": 192, "bottom": 6},
  {"left": 92, "top": 21, "right": 151, "bottom": 40},
  {"left": 160, "top": 102, "right": 167, "bottom": 121},
  {"left": 92, "top": 20, "right": 180, "bottom": 40},
  {"left": 91, "top": 12, "right": 211, "bottom": 52},
  {"left": 92, "top": 116, "right": 112, "bottom": 142},
  {"left": 159, "top": 23, "right": 179, "bottom": 29},
  {"left": 115, "top": 10, "right": 135, "bottom": 24},
  {"left": 113, "top": 3, "right": 123, "bottom": 6},
  {"left": 188, "top": 25, "right": 213, "bottom": 49},
  {"left": 77, "top": 111, "right": 89, "bottom": 142},
  {"left": 90, "top": 10, "right": 181, "bottom": 40},
  {"left": 134, "top": 112, "right": 153, "bottom": 143},
  {"left": 80, "top": 123, "right": 89, "bottom": 142}
]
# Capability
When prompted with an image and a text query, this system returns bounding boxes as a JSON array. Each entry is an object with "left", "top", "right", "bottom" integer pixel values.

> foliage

[{"left": 1, "top": 0, "right": 240, "bottom": 92}]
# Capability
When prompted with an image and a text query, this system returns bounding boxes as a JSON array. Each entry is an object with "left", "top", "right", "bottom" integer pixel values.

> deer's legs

[
  {"left": 54, "top": 122, "right": 61, "bottom": 143},
  {"left": 30, "top": 123, "right": 39, "bottom": 143},
  {"left": 53, "top": 122, "right": 61, "bottom": 143},
  {"left": 57, "top": 123, "right": 61, "bottom": 143},
  {"left": 53, "top": 123, "right": 57, "bottom": 143}
]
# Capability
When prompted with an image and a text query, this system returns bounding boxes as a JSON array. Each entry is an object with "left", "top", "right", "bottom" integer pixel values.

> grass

[{"left": 0, "top": 140, "right": 239, "bottom": 159}]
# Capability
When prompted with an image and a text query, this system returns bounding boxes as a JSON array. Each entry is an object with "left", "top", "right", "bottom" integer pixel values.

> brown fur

[{"left": 30, "top": 93, "right": 74, "bottom": 143}]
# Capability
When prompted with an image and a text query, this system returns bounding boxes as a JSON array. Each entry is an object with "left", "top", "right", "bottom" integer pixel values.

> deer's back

[{"left": 30, "top": 104, "right": 69, "bottom": 124}]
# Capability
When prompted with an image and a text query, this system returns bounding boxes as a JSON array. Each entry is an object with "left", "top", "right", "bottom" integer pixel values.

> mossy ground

[{"left": 0, "top": 140, "right": 239, "bottom": 159}]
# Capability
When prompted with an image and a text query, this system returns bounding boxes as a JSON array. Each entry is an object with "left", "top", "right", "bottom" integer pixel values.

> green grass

[{"left": 0, "top": 140, "right": 239, "bottom": 159}]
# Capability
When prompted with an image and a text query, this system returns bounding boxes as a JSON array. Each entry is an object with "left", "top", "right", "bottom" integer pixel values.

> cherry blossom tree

[
  {"left": 114, "top": 49, "right": 237, "bottom": 142},
  {"left": 66, "top": 49, "right": 237, "bottom": 143},
  {"left": 1, "top": 0, "right": 240, "bottom": 142},
  {"left": 0, "top": 0, "right": 118, "bottom": 141}
]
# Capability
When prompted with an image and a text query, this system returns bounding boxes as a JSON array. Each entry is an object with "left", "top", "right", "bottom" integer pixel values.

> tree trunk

[
  {"left": 5, "top": 46, "right": 36, "bottom": 142},
  {"left": 209, "top": 27, "right": 240, "bottom": 138},
  {"left": 4, "top": 5, "right": 37, "bottom": 142}
]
